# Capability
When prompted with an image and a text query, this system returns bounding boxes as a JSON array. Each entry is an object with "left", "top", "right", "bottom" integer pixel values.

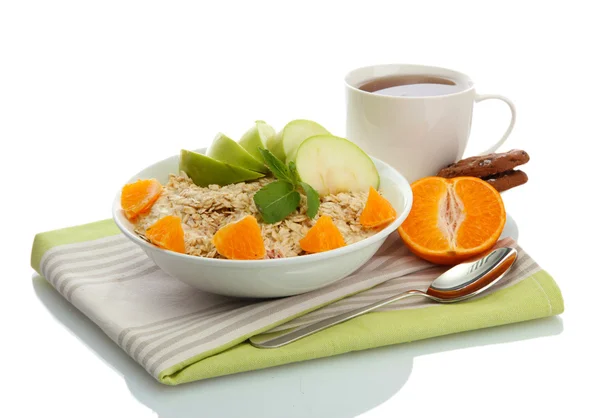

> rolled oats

[{"left": 135, "top": 172, "right": 376, "bottom": 258}]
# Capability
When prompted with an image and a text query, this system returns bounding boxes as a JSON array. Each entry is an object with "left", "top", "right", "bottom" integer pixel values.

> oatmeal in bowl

[
  {"left": 134, "top": 174, "right": 376, "bottom": 259},
  {"left": 113, "top": 120, "right": 412, "bottom": 297}
]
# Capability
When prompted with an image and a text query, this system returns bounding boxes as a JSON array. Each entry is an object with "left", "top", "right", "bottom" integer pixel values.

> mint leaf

[
  {"left": 253, "top": 181, "right": 301, "bottom": 224},
  {"left": 288, "top": 161, "right": 301, "bottom": 185},
  {"left": 254, "top": 151, "right": 318, "bottom": 222},
  {"left": 299, "top": 181, "right": 320, "bottom": 219},
  {"left": 258, "top": 148, "right": 294, "bottom": 184}
]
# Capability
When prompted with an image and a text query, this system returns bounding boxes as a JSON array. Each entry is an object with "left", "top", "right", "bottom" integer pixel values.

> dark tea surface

[{"left": 359, "top": 74, "right": 466, "bottom": 97}]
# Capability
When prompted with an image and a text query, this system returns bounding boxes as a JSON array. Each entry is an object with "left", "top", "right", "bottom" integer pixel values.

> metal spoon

[{"left": 250, "top": 247, "right": 518, "bottom": 349}]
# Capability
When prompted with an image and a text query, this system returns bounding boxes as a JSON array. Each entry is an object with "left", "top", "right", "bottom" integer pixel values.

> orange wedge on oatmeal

[
  {"left": 398, "top": 176, "right": 505, "bottom": 265},
  {"left": 146, "top": 215, "right": 186, "bottom": 254},
  {"left": 121, "top": 179, "right": 162, "bottom": 220},
  {"left": 212, "top": 215, "right": 266, "bottom": 260},
  {"left": 300, "top": 215, "right": 346, "bottom": 254},
  {"left": 360, "top": 186, "right": 397, "bottom": 228}
]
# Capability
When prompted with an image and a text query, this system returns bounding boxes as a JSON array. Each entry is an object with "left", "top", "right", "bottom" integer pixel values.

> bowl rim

[{"left": 112, "top": 149, "right": 413, "bottom": 267}]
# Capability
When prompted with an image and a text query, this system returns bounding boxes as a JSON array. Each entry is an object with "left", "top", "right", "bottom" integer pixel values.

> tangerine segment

[
  {"left": 121, "top": 179, "right": 162, "bottom": 220},
  {"left": 398, "top": 176, "right": 505, "bottom": 265},
  {"left": 299, "top": 215, "right": 346, "bottom": 254},
  {"left": 360, "top": 187, "right": 397, "bottom": 228},
  {"left": 145, "top": 216, "right": 185, "bottom": 254},
  {"left": 212, "top": 215, "right": 266, "bottom": 260}
]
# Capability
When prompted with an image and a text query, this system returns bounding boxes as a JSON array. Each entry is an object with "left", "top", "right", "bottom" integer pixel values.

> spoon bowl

[{"left": 426, "top": 247, "right": 518, "bottom": 302}]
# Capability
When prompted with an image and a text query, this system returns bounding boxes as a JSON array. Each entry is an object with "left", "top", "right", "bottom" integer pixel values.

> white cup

[{"left": 345, "top": 64, "right": 516, "bottom": 183}]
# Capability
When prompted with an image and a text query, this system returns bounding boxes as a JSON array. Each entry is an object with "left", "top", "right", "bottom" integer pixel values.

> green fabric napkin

[{"left": 31, "top": 220, "right": 563, "bottom": 385}]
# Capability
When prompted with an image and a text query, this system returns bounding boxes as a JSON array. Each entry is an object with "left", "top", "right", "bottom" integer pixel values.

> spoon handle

[{"left": 250, "top": 289, "right": 427, "bottom": 349}]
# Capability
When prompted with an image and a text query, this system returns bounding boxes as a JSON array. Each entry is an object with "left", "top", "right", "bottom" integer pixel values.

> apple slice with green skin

[
  {"left": 239, "top": 120, "right": 276, "bottom": 163},
  {"left": 207, "top": 133, "right": 268, "bottom": 174},
  {"left": 180, "top": 149, "right": 265, "bottom": 187},
  {"left": 280, "top": 119, "right": 329, "bottom": 163},
  {"left": 266, "top": 130, "right": 286, "bottom": 161},
  {"left": 295, "top": 135, "right": 380, "bottom": 196}
]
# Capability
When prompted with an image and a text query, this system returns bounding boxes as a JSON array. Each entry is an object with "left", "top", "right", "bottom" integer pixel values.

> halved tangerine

[{"left": 398, "top": 176, "right": 506, "bottom": 265}]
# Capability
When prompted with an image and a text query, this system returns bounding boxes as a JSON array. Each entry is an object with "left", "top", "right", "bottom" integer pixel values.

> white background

[{"left": 1, "top": 1, "right": 598, "bottom": 417}]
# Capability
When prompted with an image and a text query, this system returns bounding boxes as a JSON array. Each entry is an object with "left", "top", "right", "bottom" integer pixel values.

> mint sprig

[
  {"left": 253, "top": 149, "right": 320, "bottom": 224},
  {"left": 253, "top": 181, "right": 301, "bottom": 224},
  {"left": 288, "top": 161, "right": 301, "bottom": 184},
  {"left": 258, "top": 148, "right": 294, "bottom": 184},
  {"left": 299, "top": 181, "right": 320, "bottom": 219}
]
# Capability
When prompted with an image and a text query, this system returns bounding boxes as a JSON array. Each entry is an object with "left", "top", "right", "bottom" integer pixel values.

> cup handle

[{"left": 474, "top": 94, "right": 516, "bottom": 155}]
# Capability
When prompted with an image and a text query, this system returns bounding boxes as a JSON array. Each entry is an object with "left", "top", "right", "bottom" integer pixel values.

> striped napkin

[{"left": 31, "top": 219, "right": 563, "bottom": 385}]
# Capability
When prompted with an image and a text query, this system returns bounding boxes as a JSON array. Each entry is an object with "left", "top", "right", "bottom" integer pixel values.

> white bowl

[{"left": 112, "top": 149, "right": 413, "bottom": 298}]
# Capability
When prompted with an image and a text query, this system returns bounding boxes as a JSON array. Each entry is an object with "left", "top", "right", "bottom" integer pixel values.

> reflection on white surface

[
  {"left": 33, "top": 262, "right": 561, "bottom": 418},
  {"left": 500, "top": 212, "right": 518, "bottom": 241}
]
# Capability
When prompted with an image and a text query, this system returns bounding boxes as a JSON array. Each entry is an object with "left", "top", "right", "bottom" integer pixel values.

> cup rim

[{"left": 345, "top": 63, "right": 475, "bottom": 99}]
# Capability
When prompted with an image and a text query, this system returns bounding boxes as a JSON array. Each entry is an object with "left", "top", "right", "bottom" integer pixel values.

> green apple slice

[
  {"left": 266, "top": 130, "right": 286, "bottom": 161},
  {"left": 207, "top": 133, "right": 268, "bottom": 174},
  {"left": 239, "top": 120, "right": 276, "bottom": 163},
  {"left": 295, "top": 135, "right": 379, "bottom": 196},
  {"left": 280, "top": 119, "right": 329, "bottom": 163},
  {"left": 180, "top": 149, "right": 264, "bottom": 187}
]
